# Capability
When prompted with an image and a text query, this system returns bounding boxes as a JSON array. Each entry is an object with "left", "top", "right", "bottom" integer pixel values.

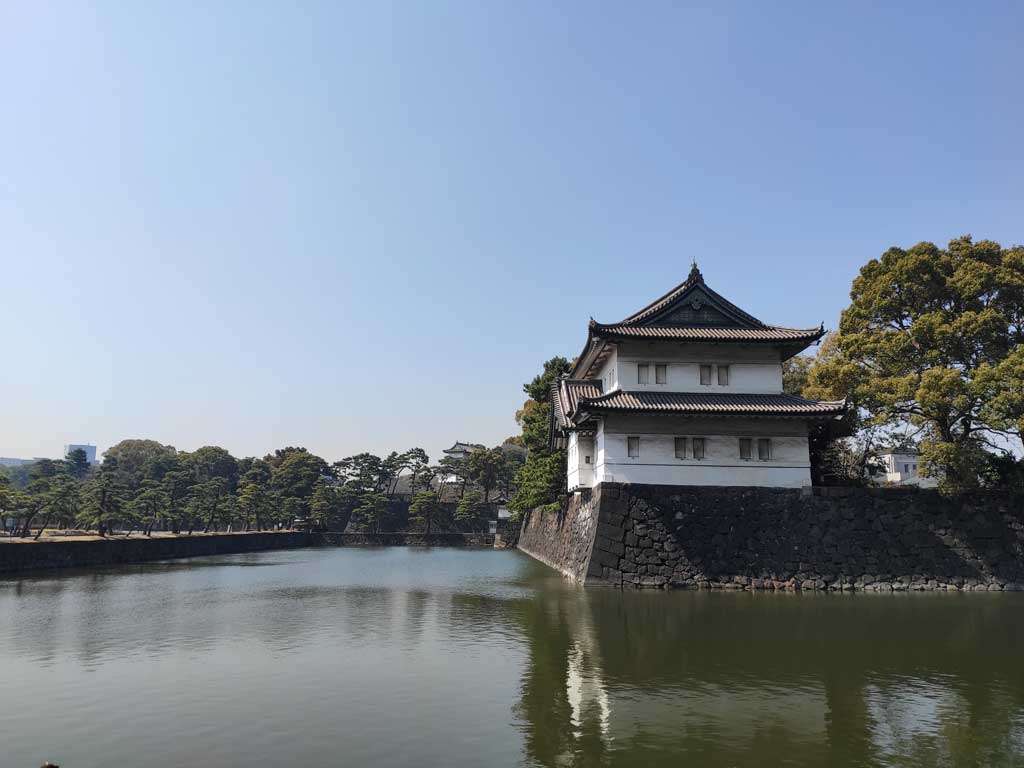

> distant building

[
  {"left": 442, "top": 441, "right": 485, "bottom": 462},
  {"left": 0, "top": 457, "right": 34, "bottom": 467},
  {"left": 440, "top": 441, "right": 486, "bottom": 484},
  {"left": 877, "top": 449, "right": 937, "bottom": 488},
  {"left": 64, "top": 444, "right": 98, "bottom": 465}
]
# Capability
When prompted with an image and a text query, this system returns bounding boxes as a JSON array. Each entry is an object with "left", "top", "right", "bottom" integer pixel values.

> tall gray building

[{"left": 64, "top": 444, "right": 98, "bottom": 465}]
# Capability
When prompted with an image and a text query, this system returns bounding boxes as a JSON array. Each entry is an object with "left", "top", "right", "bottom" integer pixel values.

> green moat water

[{"left": 2, "top": 547, "right": 1022, "bottom": 767}]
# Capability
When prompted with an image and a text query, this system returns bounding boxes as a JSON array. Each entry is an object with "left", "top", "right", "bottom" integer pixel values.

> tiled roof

[
  {"left": 576, "top": 391, "right": 845, "bottom": 419},
  {"left": 552, "top": 379, "right": 602, "bottom": 428},
  {"left": 590, "top": 322, "right": 823, "bottom": 342},
  {"left": 570, "top": 264, "right": 826, "bottom": 378},
  {"left": 619, "top": 263, "right": 766, "bottom": 327},
  {"left": 444, "top": 441, "right": 484, "bottom": 453}
]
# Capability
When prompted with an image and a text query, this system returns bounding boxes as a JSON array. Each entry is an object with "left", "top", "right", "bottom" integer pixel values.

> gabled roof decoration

[{"left": 571, "top": 263, "right": 825, "bottom": 377}]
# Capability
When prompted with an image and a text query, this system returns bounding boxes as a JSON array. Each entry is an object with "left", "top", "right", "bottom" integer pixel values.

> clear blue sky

[{"left": 1, "top": 1, "right": 1021, "bottom": 464}]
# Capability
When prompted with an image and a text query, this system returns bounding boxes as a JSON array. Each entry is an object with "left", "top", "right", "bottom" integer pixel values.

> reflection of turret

[
  {"left": 512, "top": 590, "right": 1024, "bottom": 767},
  {"left": 564, "top": 599, "right": 611, "bottom": 746}
]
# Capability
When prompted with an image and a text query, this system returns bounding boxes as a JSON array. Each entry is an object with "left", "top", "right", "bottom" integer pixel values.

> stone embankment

[
  {"left": 518, "top": 483, "right": 1024, "bottom": 592},
  {"left": 0, "top": 531, "right": 494, "bottom": 574}
]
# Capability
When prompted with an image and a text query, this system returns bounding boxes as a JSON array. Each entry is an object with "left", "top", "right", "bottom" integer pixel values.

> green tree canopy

[
  {"left": 511, "top": 356, "right": 571, "bottom": 515},
  {"left": 408, "top": 490, "right": 448, "bottom": 534},
  {"left": 807, "top": 236, "right": 1024, "bottom": 492},
  {"left": 104, "top": 439, "right": 177, "bottom": 490}
]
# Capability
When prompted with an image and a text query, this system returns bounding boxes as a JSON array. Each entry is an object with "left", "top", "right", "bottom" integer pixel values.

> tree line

[{"left": 0, "top": 440, "right": 525, "bottom": 538}]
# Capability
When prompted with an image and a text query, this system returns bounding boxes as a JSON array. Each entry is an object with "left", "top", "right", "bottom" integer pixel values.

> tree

[
  {"left": 455, "top": 488, "right": 487, "bottom": 531},
  {"left": 408, "top": 490, "right": 448, "bottom": 534},
  {"left": 65, "top": 448, "right": 91, "bottom": 480},
  {"left": 186, "top": 478, "right": 233, "bottom": 533},
  {"left": 159, "top": 456, "right": 195, "bottom": 533},
  {"left": 310, "top": 480, "right": 347, "bottom": 530},
  {"left": 334, "top": 453, "right": 384, "bottom": 492},
  {"left": 782, "top": 355, "right": 814, "bottom": 396},
  {"left": 438, "top": 454, "right": 471, "bottom": 499},
  {"left": 104, "top": 440, "right": 176, "bottom": 490},
  {"left": 403, "top": 448, "right": 430, "bottom": 496},
  {"left": 271, "top": 449, "right": 330, "bottom": 518},
  {"left": 466, "top": 447, "right": 504, "bottom": 502},
  {"left": 524, "top": 356, "right": 572, "bottom": 403},
  {"left": 78, "top": 458, "right": 127, "bottom": 536},
  {"left": 351, "top": 492, "right": 389, "bottom": 533},
  {"left": 807, "top": 236, "right": 1024, "bottom": 493},
  {"left": 510, "top": 453, "right": 565, "bottom": 516},
  {"left": 126, "top": 483, "right": 170, "bottom": 536},
  {"left": 0, "top": 484, "right": 24, "bottom": 537},
  {"left": 237, "top": 458, "right": 274, "bottom": 531},
  {"left": 511, "top": 356, "right": 571, "bottom": 515},
  {"left": 188, "top": 446, "right": 239, "bottom": 489}
]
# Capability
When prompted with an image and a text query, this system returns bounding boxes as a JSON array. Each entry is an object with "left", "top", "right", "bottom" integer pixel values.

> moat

[{"left": 2, "top": 547, "right": 1023, "bottom": 767}]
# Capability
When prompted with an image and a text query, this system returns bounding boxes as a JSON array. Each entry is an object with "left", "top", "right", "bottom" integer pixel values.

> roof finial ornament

[{"left": 688, "top": 260, "right": 703, "bottom": 282}]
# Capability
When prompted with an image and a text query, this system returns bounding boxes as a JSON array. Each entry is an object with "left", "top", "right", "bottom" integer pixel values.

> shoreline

[{"left": 0, "top": 531, "right": 495, "bottom": 574}]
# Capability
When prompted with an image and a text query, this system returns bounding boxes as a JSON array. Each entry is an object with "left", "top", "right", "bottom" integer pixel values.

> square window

[
  {"left": 699, "top": 365, "right": 712, "bottom": 385},
  {"left": 758, "top": 438, "right": 771, "bottom": 461},
  {"left": 718, "top": 365, "right": 730, "bottom": 386},
  {"left": 692, "top": 437, "right": 705, "bottom": 460},
  {"left": 637, "top": 364, "right": 650, "bottom": 385},
  {"left": 655, "top": 364, "right": 667, "bottom": 384},
  {"left": 739, "top": 438, "right": 752, "bottom": 460},
  {"left": 674, "top": 437, "right": 687, "bottom": 459},
  {"left": 627, "top": 436, "right": 640, "bottom": 458}
]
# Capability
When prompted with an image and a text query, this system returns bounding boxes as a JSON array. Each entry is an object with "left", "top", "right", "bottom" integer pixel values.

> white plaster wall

[
  {"left": 593, "top": 349, "right": 620, "bottom": 392},
  {"left": 567, "top": 432, "right": 580, "bottom": 491},
  {"left": 567, "top": 432, "right": 596, "bottom": 490},
  {"left": 593, "top": 416, "right": 812, "bottom": 488},
  {"left": 612, "top": 342, "right": 784, "bottom": 394}
]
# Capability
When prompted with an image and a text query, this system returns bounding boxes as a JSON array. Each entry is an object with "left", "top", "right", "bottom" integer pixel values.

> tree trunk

[{"left": 33, "top": 515, "right": 51, "bottom": 540}]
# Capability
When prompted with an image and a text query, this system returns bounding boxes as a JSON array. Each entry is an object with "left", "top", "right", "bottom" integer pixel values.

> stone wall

[
  {"left": 520, "top": 483, "right": 1024, "bottom": 591},
  {"left": 0, "top": 531, "right": 314, "bottom": 574},
  {"left": 517, "top": 492, "right": 602, "bottom": 581},
  {"left": 0, "top": 531, "right": 496, "bottom": 574}
]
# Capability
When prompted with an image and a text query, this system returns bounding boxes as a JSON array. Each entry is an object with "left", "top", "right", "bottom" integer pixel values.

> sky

[{"left": 1, "top": 1, "right": 1021, "bottom": 465}]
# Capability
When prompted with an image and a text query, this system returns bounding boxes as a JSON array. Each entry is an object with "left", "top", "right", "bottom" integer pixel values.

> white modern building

[
  {"left": 551, "top": 264, "right": 845, "bottom": 489},
  {"left": 64, "top": 444, "right": 98, "bottom": 465},
  {"left": 877, "top": 449, "right": 937, "bottom": 487}
]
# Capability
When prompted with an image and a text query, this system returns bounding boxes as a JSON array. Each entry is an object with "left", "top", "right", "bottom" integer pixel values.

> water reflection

[
  {"left": 512, "top": 587, "right": 1024, "bottom": 767},
  {"left": 1, "top": 548, "right": 1022, "bottom": 768}
]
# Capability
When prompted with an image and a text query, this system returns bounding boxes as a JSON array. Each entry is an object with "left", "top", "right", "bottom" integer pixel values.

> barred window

[
  {"left": 627, "top": 436, "right": 640, "bottom": 458},
  {"left": 699, "top": 365, "right": 712, "bottom": 385},
  {"left": 692, "top": 437, "right": 706, "bottom": 460},
  {"left": 637, "top": 364, "right": 650, "bottom": 385},
  {"left": 655, "top": 364, "right": 667, "bottom": 384},
  {"left": 739, "top": 438, "right": 752, "bottom": 460},
  {"left": 674, "top": 437, "right": 687, "bottom": 459},
  {"left": 758, "top": 438, "right": 772, "bottom": 461},
  {"left": 718, "top": 365, "right": 730, "bottom": 386}
]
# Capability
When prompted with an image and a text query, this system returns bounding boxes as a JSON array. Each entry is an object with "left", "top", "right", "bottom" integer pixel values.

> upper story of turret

[{"left": 569, "top": 263, "right": 825, "bottom": 396}]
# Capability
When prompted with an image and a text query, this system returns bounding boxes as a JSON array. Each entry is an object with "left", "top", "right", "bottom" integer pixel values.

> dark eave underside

[
  {"left": 590, "top": 323, "right": 823, "bottom": 342},
  {"left": 575, "top": 391, "right": 845, "bottom": 419}
]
